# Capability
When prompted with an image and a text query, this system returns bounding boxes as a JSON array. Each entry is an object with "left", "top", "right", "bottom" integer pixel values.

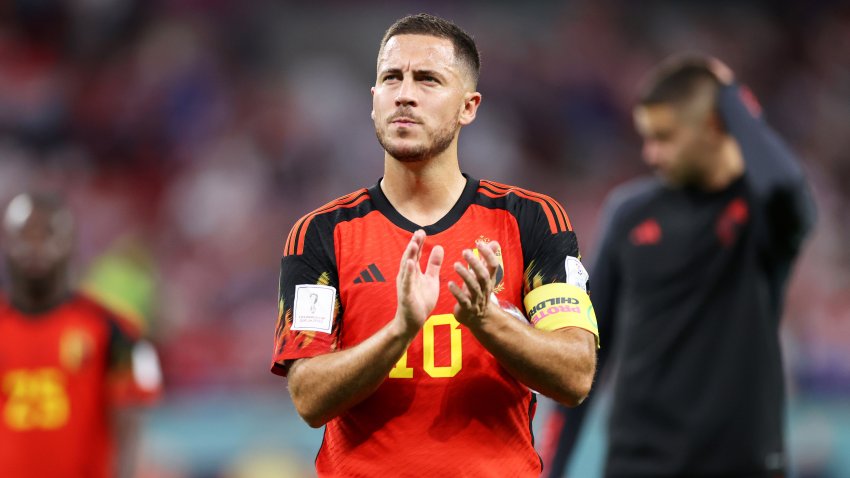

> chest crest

[{"left": 472, "top": 235, "right": 505, "bottom": 294}]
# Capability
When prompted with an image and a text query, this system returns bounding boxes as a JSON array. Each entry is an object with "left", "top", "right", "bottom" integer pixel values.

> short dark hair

[
  {"left": 638, "top": 55, "right": 720, "bottom": 107},
  {"left": 379, "top": 13, "right": 481, "bottom": 87}
]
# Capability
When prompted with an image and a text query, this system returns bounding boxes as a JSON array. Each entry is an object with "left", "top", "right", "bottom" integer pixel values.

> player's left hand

[
  {"left": 707, "top": 57, "right": 734, "bottom": 85},
  {"left": 449, "top": 241, "right": 501, "bottom": 328}
]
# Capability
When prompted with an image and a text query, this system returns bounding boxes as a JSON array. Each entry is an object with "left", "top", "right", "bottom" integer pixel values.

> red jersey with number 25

[
  {"left": 0, "top": 294, "right": 160, "bottom": 478},
  {"left": 271, "top": 176, "right": 582, "bottom": 477}
]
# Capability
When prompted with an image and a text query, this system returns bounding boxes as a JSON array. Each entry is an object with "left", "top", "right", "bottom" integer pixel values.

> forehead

[
  {"left": 3, "top": 197, "right": 71, "bottom": 239},
  {"left": 633, "top": 104, "right": 680, "bottom": 132},
  {"left": 378, "top": 34, "right": 458, "bottom": 72},
  {"left": 3, "top": 194, "right": 35, "bottom": 234}
]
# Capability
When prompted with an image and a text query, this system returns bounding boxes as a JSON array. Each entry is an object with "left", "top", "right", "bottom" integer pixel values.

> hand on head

[{"left": 707, "top": 57, "right": 734, "bottom": 85}]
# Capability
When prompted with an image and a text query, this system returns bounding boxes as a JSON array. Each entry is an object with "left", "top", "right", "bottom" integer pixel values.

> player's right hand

[{"left": 394, "top": 230, "right": 443, "bottom": 338}]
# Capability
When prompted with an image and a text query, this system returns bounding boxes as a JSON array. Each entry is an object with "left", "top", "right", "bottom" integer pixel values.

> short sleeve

[
  {"left": 515, "top": 197, "right": 583, "bottom": 293},
  {"left": 271, "top": 215, "right": 341, "bottom": 377},
  {"left": 513, "top": 194, "right": 598, "bottom": 340}
]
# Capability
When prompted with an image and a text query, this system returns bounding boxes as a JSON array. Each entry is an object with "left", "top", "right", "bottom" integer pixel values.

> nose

[
  {"left": 395, "top": 76, "right": 417, "bottom": 107},
  {"left": 642, "top": 141, "right": 661, "bottom": 167}
]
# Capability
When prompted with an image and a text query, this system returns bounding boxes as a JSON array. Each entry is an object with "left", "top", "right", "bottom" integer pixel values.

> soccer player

[
  {"left": 0, "top": 193, "right": 162, "bottom": 478},
  {"left": 544, "top": 57, "right": 815, "bottom": 477},
  {"left": 270, "top": 13, "right": 599, "bottom": 476}
]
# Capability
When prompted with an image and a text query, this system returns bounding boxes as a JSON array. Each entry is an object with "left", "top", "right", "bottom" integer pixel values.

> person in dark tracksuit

[{"left": 543, "top": 57, "right": 815, "bottom": 478}]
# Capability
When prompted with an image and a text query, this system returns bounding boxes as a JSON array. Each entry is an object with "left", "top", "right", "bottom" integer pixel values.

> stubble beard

[
  {"left": 660, "top": 158, "right": 705, "bottom": 189},
  {"left": 376, "top": 122, "right": 457, "bottom": 163}
]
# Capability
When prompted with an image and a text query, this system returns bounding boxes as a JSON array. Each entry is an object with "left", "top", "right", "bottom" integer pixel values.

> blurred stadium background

[{"left": 0, "top": 0, "right": 848, "bottom": 476}]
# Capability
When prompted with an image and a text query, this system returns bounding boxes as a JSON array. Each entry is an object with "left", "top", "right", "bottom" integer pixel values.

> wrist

[
  {"left": 389, "top": 313, "right": 420, "bottom": 343},
  {"left": 466, "top": 301, "right": 510, "bottom": 335}
]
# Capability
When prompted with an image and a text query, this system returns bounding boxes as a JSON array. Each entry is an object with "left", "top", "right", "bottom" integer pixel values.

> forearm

[
  {"left": 469, "top": 305, "right": 596, "bottom": 406},
  {"left": 285, "top": 230, "right": 444, "bottom": 428},
  {"left": 719, "top": 84, "right": 816, "bottom": 245},
  {"left": 287, "top": 319, "right": 414, "bottom": 427},
  {"left": 719, "top": 84, "right": 805, "bottom": 192}
]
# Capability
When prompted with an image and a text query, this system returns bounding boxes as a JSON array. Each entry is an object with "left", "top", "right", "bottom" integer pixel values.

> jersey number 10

[{"left": 389, "top": 314, "right": 462, "bottom": 378}]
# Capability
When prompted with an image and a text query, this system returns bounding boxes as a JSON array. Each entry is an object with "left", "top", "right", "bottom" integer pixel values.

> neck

[
  {"left": 9, "top": 272, "right": 70, "bottom": 315},
  {"left": 701, "top": 138, "right": 744, "bottom": 191},
  {"left": 381, "top": 145, "right": 467, "bottom": 227}
]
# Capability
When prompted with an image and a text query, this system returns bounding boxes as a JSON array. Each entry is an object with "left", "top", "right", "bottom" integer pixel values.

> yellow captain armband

[{"left": 523, "top": 283, "right": 600, "bottom": 348}]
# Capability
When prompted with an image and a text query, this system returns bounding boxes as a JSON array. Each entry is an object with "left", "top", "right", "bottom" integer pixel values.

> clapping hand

[
  {"left": 394, "top": 230, "right": 444, "bottom": 335},
  {"left": 449, "top": 241, "right": 502, "bottom": 328}
]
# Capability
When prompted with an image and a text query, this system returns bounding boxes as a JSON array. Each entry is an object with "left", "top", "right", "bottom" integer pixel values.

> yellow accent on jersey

[
  {"left": 390, "top": 314, "right": 463, "bottom": 379},
  {"left": 423, "top": 314, "right": 462, "bottom": 378},
  {"left": 389, "top": 350, "right": 414, "bottom": 378},
  {"left": 523, "top": 283, "right": 599, "bottom": 347},
  {"left": 2, "top": 368, "right": 70, "bottom": 430}
]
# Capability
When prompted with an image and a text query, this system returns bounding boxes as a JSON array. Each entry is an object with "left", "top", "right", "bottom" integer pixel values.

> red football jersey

[
  {"left": 271, "top": 176, "right": 582, "bottom": 477},
  {"left": 0, "top": 293, "right": 160, "bottom": 478}
]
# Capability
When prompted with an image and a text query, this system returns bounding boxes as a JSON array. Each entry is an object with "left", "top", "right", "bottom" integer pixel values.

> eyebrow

[{"left": 379, "top": 67, "right": 447, "bottom": 79}]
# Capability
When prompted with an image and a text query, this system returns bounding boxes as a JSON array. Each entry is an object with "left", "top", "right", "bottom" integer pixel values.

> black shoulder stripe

[
  {"left": 478, "top": 181, "right": 571, "bottom": 233},
  {"left": 285, "top": 189, "right": 370, "bottom": 256}
]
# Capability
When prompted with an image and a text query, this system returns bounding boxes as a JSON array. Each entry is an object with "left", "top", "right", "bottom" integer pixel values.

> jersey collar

[{"left": 368, "top": 173, "right": 480, "bottom": 235}]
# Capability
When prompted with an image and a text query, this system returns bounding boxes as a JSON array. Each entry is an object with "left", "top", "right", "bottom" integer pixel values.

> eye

[
  {"left": 382, "top": 73, "right": 401, "bottom": 82},
  {"left": 421, "top": 75, "right": 439, "bottom": 84}
]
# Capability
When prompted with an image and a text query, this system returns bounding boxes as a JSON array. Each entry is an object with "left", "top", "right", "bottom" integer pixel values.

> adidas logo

[{"left": 353, "top": 264, "right": 385, "bottom": 284}]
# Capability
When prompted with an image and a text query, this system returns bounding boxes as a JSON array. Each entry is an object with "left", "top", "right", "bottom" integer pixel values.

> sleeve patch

[
  {"left": 131, "top": 340, "right": 163, "bottom": 392},
  {"left": 564, "top": 256, "right": 589, "bottom": 292},
  {"left": 291, "top": 284, "right": 336, "bottom": 334}
]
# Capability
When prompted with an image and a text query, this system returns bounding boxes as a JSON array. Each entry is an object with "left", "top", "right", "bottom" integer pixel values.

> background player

[
  {"left": 271, "top": 13, "right": 598, "bottom": 476},
  {"left": 544, "top": 56, "right": 815, "bottom": 477},
  {"left": 0, "top": 192, "right": 162, "bottom": 478}
]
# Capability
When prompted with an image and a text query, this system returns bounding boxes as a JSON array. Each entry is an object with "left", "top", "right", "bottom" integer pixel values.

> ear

[
  {"left": 458, "top": 91, "right": 482, "bottom": 126},
  {"left": 370, "top": 87, "right": 376, "bottom": 120},
  {"left": 705, "top": 110, "right": 727, "bottom": 139}
]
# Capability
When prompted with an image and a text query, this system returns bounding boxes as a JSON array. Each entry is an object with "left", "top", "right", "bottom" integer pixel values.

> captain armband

[{"left": 523, "top": 283, "right": 599, "bottom": 347}]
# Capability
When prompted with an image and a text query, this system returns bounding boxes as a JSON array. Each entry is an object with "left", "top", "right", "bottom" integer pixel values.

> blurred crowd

[{"left": 0, "top": 0, "right": 848, "bottom": 405}]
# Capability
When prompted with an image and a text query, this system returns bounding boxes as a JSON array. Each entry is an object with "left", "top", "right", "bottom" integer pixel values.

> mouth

[
  {"left": 12, "top": 257, "right": 54, "bottom": 278},
  {"left": 391, "top": 117, "right": 420, "bottom": 126}
]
